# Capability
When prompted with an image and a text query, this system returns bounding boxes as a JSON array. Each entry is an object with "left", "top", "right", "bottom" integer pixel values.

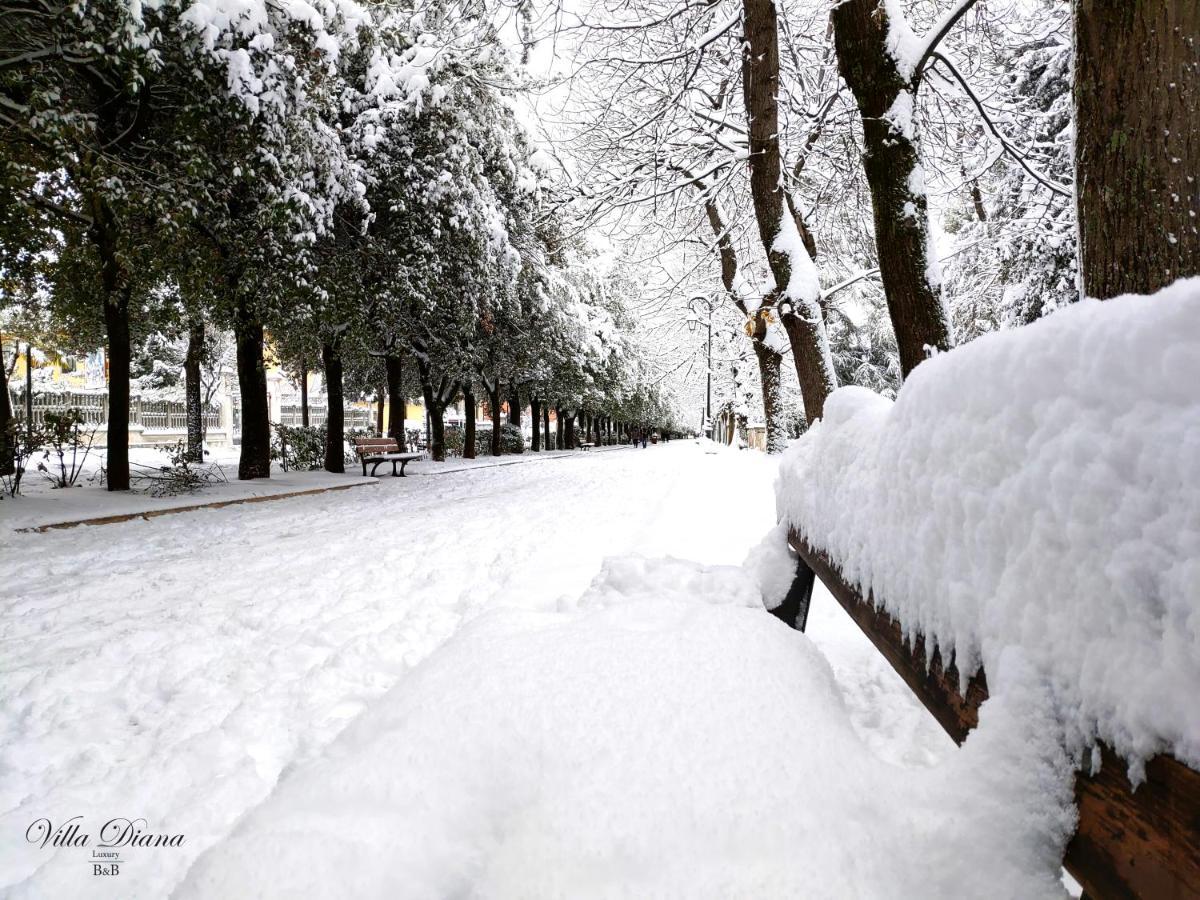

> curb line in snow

[{"left": 17, "top": 479, "right": 380, "bottom": 533}]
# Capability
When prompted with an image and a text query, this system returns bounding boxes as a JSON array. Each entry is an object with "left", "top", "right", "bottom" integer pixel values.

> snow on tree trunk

[
  {"left": 832, "top": 0, "right": 954, "bottom": 380},
  {"left": 741, "top": 0, "right": 837, "bottom": 421},
  {"left": 321, "top": 340, "right": 345, "bottom": 474},
  {"left": 234, "top": 296, "right": 271, "bottom": 480},
  {"left": 753, "top": 340, "right": 789, "bottom": 454},
  {"left": 385, "top": 355, "right": 404, "bottom": 443},
  {"left": 185, "top": 319, "right": 204, "bottom": 464},
  {"left": 1075, "top": 0, "right": 1200, "bottom": 298}
]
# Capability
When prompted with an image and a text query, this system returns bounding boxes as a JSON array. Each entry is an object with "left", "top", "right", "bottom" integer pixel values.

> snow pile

[
  {"left": 742, "top": 521, "right": 798, "bottom": 610},
  {"left": 560, "top": 554, "right": 766, "bottom": 612},
  {"left": 176, "top": 558, "right": 1074, "bottom": 899},
  {"left": 778, "top": 278, "right": 1200, "bottom": 772}
]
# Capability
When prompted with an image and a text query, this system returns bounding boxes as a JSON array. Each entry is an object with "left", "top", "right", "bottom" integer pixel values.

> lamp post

[{"left": 687, "top": 296, "right": 715, "bottom": 439}]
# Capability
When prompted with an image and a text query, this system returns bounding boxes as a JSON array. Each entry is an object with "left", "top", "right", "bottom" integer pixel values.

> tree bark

[
  {"left": 375, "top": 389, "right": 384, "bottom": 436},
  {"left": 564, "top": 411, "right": 576, "bottom": 450},
  {"left": 102, "top": 288, "right": 132, "bottom": 491},
  {"left": 300, "top": 359, "right": 309, "bottom": 428},
  {"left": 1075, "top": 0, "right": 1200, "bottom": 297},
  {"left": 321, "top": 340, "right": 345, "bottom": 474},
  {"left": 385, "top": 354, "right": 404, "bottom": 444},
  {"left": 741, "top": 0, "right": 837, "bottom": 421},
  {"left": 428, "top": 403, "right": 446, "bottom": 462},
  {"left": 488, "top": 382, "right": 502, "bottom": 455},
  {"left": 555, "top": 405, "right": 564, "bottom": 450},
  {"left": 544, "top": 404, "right": 551, "bottom": 451},
  {"left": 91, "top": 202, "right": 133, "bottom": 491},
  {"left": 0, "top": 337, "right": 13, "bottom": 476},
  {"left": 507, "top": 384, "right": 521, "bottom": 426},
  {"left": 234, "top": 295, "right": 271, "bottom": 480},
  {"left": 416, "top": 356, "right": 448, "bottom": 462},
  {"left": 185, "top": 318, "right": 204, "bottom": 463},
  {"left": 832, "top": 0, "right": 954, "bottom": 379},
  {"left": 463, "top": 387, "right": 477, "bottom": 459},
  {"left": 753, "top": 340, "right": 789, "bottom": 452},
  {"left": 530, "top": 396, "right": 541, "bottom": 451}
]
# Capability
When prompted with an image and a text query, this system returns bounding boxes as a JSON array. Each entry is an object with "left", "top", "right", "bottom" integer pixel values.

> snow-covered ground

[{"left": 4, "top": 441, "right": 972, "bottom": 898}]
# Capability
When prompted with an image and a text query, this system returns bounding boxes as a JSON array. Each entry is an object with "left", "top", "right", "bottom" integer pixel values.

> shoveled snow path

[{"left": 0, "top": 443, "right": 947, "bottom": 898}]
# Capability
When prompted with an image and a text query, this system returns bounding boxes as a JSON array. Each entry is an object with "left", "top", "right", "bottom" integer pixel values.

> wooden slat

[{"left": 788, "top": 529, "right": 1200, "bottom": 900}]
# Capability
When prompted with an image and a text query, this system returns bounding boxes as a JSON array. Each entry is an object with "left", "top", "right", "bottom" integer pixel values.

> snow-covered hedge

[{"left": 778, "top": 278, "right": 1200, "bottom": 774}]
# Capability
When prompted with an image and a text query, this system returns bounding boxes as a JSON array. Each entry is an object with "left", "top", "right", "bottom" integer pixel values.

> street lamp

[{"left": 687, "top": 295, "right": 716, "bottom": 440}]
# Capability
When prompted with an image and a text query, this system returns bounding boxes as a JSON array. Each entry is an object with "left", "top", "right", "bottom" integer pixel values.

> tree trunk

[
  {"left": 428, "top": 403, "right": 445, "bottom": 462},
  {"left": 508, "top": 384, "right": 521, "bottom": 426},
  {"left": 555, "top": 406, "right": 564, "bottom": 450},
  {"left": 321, "top": 340, "right": 345, "bottom": 474},
  {"left": 832, "top": 0, "right": 954, "bottom": 379},
  {"left": 91, "top": 204, "right": 132, "bottom": 491},
  {"left": 463, "top": 388, "right": 477, "bottom": 460},
  {"left": 753, "top": 340, "right": 789, "bottom": 453},
  {"left": 385, "top": 354, "right": 405, "bottom": 444},
  {"left": 234, "top": 296, "right": 271, "bottom": 480},
  {"left": 544, "top": 404, "right": 551, "bottom": 451},
  {"left": 488, "top": 383, "right": 502, "bottom": 455},
  {"left": 102, "top": 289, "right": 132, "bottom": 491},
  {"left": 300, "top": 359, "right": 309, "bottom": 428},
  {"left": 185, "top": 318, "right": 204, "bottom": 463},
  {"left": 1075, "top": 0, "right": 1200, "bottom": 298},
  {"left": 741, "top": 0, "right": 837, "bottom": 421},
  {"left": 0, "top": 338, "right": 12, "bottom": 476},
  {"left": 416, "top": 357, "right": 447, "bottom": 462},
  {"left": 375, "top": 388, "right": 384, "bottom": 436},
  {"left": 530, "top": 396, "right": 541, "bottom": 451},
  {"left": 564, "top": 412, "right": 576, "bottom": 450}
]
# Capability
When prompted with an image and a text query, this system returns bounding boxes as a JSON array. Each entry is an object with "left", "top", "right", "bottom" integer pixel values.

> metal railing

[{"left": 10, "top": 389, "right": 219, "bottom": 430}]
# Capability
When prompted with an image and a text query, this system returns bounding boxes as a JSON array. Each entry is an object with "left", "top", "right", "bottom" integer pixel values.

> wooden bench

[
  {"left": 350, "top": 437, "right": 422, "bottom": 477},
  {"left": 579, "top": 442, "right": 595, "bottom": 451}
]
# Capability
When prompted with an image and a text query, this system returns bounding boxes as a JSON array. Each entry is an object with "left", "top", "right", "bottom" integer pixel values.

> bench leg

[
  {"left": 369, "top": 461, "right": 383, "bottom": 477},
  {"left": 362, "top": 461, "right": 368, "bottom": 477},
  {"left": 390, "top": 461, "right": 400, "bottom": 477},
  {"left": 398, "top": 460, "right": 409, "bottom": 477}
]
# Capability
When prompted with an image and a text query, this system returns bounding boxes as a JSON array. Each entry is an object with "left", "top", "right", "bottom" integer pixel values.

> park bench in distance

[
  {"left": 579, "top": 442, "right": 595, "bottom": 450},
  {"left": 351, "top": 436, "right": 422, "bottom": 477}
]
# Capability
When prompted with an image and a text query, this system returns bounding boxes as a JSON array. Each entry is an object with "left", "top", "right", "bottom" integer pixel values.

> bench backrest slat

[{"left": 351, "top": 437, "right": 400, "bottom": 456}]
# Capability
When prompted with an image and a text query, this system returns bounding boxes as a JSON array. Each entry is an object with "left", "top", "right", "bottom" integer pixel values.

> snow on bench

[
  {"left": 350, "top": 437, "right": 422, "bottom": 477},
  {"left": 579, "top": 442, "right": 595, "bottom": 450},
  {"left": 776, "top": 277, "right": 1200, "bottom": 898}
]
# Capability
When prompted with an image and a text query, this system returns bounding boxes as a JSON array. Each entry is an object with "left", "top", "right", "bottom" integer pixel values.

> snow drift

[
  {"left": 175, "top": 557, "right": 1074, "bottom": 899},
  {"left": 777, "top": 277, "right": 1200, "bottom": 774}
]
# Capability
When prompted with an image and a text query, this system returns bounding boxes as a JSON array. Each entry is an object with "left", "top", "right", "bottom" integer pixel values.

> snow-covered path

[{"left": 3, "top": 442, "right": 943, "bottom": 898}]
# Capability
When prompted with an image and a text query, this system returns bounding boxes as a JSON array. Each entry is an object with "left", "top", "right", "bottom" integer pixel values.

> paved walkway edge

[{"left": 19, "top": 480, "right": 379, "bottom": 533}]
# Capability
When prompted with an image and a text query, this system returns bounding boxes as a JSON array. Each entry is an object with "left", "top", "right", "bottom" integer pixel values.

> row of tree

[
  {"left": 1, "top": 0, "right": 679, "bottom": 489},
  {"left": 558, "top": 0, "right": 1197, "bottom": 447}
]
